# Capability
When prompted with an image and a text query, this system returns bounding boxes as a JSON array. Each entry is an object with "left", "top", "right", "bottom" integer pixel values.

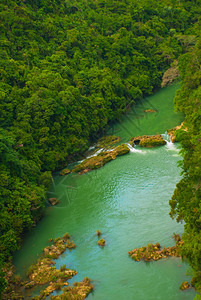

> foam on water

[
  {"left": 162, "top": 132, "right": 180, "bottom": 152},
  {"left": 126, "top": 143, "right": 143, "bottom": 153}
]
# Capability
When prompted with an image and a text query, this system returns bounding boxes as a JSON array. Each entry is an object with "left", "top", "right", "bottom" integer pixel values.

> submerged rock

[
  {"left": 130, "top": 135, "right": 166, "bottom": 148},
  {"left": 22, "top": 233, "right": 93, "bottom": 299},
  {"left": 96, "top": 230, "right": 101, "bottom": 236},
  {"left": 48, "top": 198, "right": 59, "bottom": 206},
  {"left": 144, "top": 109, "right": 157, "bottom": 113}
]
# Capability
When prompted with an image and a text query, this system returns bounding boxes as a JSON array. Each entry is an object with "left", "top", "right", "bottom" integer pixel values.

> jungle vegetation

[
  {"left": 170, "top": 36, "right": 201, "bottom": 292},
  {"left": 1, "top": 0, "right": 201, "bottom": 294}
]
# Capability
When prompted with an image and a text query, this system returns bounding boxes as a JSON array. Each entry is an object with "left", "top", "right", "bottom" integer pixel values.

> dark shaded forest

[{"left": 1, "top": 0, "right": 201, "bottom": 294}]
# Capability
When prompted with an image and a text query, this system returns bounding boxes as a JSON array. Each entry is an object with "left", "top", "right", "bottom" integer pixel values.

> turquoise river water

[{"left": 14, "top": 84, "right": 198, "bottom": 299}]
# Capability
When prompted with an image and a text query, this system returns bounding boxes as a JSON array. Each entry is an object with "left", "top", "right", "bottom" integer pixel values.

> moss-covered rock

[
  {"left": 180, "top": 281, "right": 191, "bottom": 290},
  {"left": 130, "top": 135, "right": 166, "bottom": 148},
  {"left": 114, "top": 144, "right": 130, "bottom": 156},
  {"left": 72, "top": 144, "right": 129, "bottom": 174},
  {"left": 59, "top": 168, "right": 71, "bottom": 176},
  {"left": 98, "top": 239, "right": 105, "bottom": 247},
  {"left": 129, "top": 237, "right": 183, "bottom": 262},
  {"left": 20, "top": 233, "right": 93, "bottom": 299},
  {"left": 51, "top": 277, "right": 93, "bottom": 299},
  {"left": 2, "top": 233, "right": 90, "bottom": 300}
]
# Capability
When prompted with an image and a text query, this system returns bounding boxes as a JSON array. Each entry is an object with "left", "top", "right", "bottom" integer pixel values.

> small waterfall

[
  {"left": 126, "top": 143, "right": 143, "bottom": 153},
  {"left": 88, "top": 145, "right": 96, "bottom": 151},
  {"left": 162, "top": 131, "right": 171, "bottom": 142},
  {"left": 86, "top": 148, "right": 105, "bottom": 159},
  {"left": 162, "top": 131, "right": 178, "bottom": 151}
]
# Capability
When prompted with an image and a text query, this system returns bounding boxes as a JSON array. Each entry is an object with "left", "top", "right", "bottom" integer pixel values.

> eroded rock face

[
  {"left": 161, "top": 60, "right": 180, "bottom": 88},
  {"left": 130, "top": 135, "right": 166, "bottom": 148}
]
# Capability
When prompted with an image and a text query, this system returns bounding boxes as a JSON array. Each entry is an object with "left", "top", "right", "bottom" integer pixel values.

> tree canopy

[{"left": 1, "top": 0, "right": 201, "bottom": 295}]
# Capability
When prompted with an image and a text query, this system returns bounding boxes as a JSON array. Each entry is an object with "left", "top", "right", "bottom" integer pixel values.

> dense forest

[
  {"left": 169, "top": 37, "right": 201, "bottom": 292},
  {"left": 1, "top": 0, "right": 201, "bottom": 295}
]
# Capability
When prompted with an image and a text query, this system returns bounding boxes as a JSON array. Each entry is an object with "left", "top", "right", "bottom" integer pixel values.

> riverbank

[{"left": 12, "top": 84, "right": 197, "bottom": 299}]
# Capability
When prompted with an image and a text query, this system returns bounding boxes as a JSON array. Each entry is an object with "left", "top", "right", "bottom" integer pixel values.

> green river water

[{"left": 14, "top": 84, "right": 198, "bottom": 299}]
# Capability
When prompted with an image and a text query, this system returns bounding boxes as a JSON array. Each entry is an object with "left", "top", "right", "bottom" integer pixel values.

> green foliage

[{"left": 169, "top": 38, "right": 201, "bottom": 289}]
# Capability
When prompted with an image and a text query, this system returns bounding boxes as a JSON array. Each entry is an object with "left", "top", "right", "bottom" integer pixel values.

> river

[{"left": 14, "top": 83, "right": 197, "bottom": 299}]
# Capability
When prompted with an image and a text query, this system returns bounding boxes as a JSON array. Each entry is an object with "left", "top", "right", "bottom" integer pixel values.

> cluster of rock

[
  {"left": 96, "top": 230, "right": 106, "bottom": 247},
  {"left": 57, "top": 124, "right": 188, "bottom": 178},
  {"left": 130, "top": 134, "right": 166, "bottom": 148},
  {"left": 51, "top": 277, "right": 94, "bottom": 299},
  {"left": 57, "top": 131, "right": 182, "bottom": 177},
  {"left": 128, "top": 235, "right": 192, "bottom": 290},
  {"left": 9, "top": 233, "right": 93, "bottom": 299},
  {"left": 128, "top": 235, "right": 183, "bottom": 262}
]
